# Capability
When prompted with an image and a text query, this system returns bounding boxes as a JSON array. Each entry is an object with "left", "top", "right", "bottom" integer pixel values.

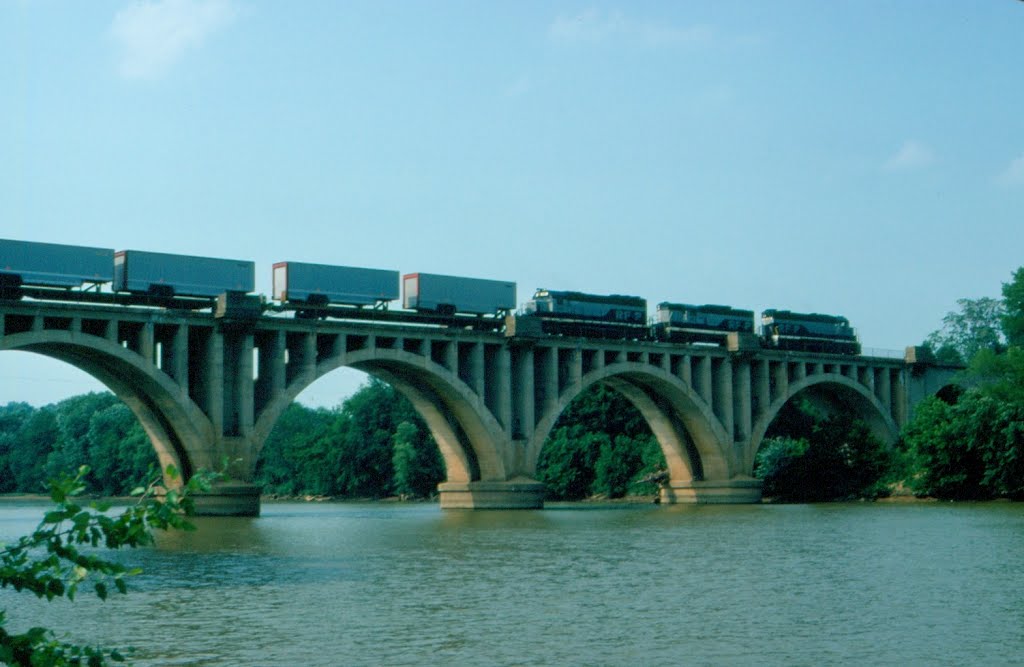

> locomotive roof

[
  {"left": 761, "top": 309, "right": 850, "bottom": 324},
  {"left": 533, "top": 289, "right": 646, "bottom": 307},
  {"left": 657, "top": 302, "right": 754, "bottom": 316}
]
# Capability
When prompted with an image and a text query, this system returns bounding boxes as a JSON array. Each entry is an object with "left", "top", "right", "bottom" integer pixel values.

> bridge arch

[
  {"left": 747, "top": 374, "right": 900, "bottom": 473},
  {"left": 0, "top": 330, "right": 215, "bottom": 483},
  {"left": 528, "top": 362, "right": 734, "bottom": 486},
  {"left": 251, "top": 348, "right": 509, "bottom": 485}
]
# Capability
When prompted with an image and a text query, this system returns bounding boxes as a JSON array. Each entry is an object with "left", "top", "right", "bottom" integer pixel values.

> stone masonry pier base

[
  {"left": 192, "top": 481, "right": 262, "bottom": 517},
  {"left": 439, "top": 479, "right": 546, "bottom": 509},
  {"left": 661, "top": 479, "right": 763, "bottom": 504}
]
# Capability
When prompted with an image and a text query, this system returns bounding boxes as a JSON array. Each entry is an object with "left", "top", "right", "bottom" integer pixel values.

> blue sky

[{"left": 2, "top": 0, "right": 1022, "bottom": 407}]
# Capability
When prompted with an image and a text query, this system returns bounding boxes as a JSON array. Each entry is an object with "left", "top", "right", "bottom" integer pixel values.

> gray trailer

[
  {"left": 273, "top": 261, "right": 399, "bottom": 306},
  {"left": 403, "top": 272, "right": 516, "bottom": 315},
  {"left": 0, "top": 238, "right": 113, "bottom": 287},
  {"left": 114, "top": 250, "right": 255, "bottom": 298}
]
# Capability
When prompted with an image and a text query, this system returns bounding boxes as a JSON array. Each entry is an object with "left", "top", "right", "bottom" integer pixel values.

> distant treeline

[{"left": 0, "top": 380, "right": 665, "bottom": 501}]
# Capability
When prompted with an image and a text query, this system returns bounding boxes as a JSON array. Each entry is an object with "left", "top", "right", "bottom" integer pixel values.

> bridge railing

[{"left": 860, "top": 347, "right": 905, "bottom": 360}]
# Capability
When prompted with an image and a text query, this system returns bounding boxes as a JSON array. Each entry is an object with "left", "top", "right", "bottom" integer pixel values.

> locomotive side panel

[
  {"left": 653, "top": 303, "right": 755, "bottom": 343},
  {"left": 526, "top": 290, "right": 647, "bottom": 324},
  {"left": 761, "top": 309, "right": 860, "bottom": 354},
  {"left": 522, "top": 289, "right": 648, "bottom": 339}
]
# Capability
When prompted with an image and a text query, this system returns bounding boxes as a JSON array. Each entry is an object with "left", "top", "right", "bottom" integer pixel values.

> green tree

[
  {"left": 925, "top": 296, "right": 1006, "bottom": 364},
  {"left": 0, "top": 465, "right": 217, "bottom": 666},
  {"left": 755, "top": 402, "right": 892, "bottom": 501},
  {"left": 537, "top": 427, "right": 603, "bottom": 500},
  {"left": 902, "top": 393, "right": 1024, "bottom": 500},
  {"left": 255, "top": 403, "right": 335, "bottom": 496},
  {"left": 967, "top": 347, "right": 1024, "bottom": 406},
  {"left": 593, "top": 435, "right": 641, "bottom": 498},
  {"left": 1001, "top": 267, "right": 1024, "bottom": 348},
  {"left": 0, "top": 403, "right": 35, "bottom": 493},
  {"left": 327, "top": 380, "right": 402, "bottom": 497},
  {"left": 255, "top": 380, "right": 443, "bottom": 499},
  {"left": 86, "top": 404, "right": 158, "bottom": 496},
  {"left": 44, "top": 394, "right": 119, "bottom": 484},
  {"left": 537, "top": 384, "right": 666, "bottom": 500},
  {"left": 10, "top": 407, "right": 59, "bottom": 493},
  {"left": 391, "top": 421, "right": 420, "bottom": 499}
]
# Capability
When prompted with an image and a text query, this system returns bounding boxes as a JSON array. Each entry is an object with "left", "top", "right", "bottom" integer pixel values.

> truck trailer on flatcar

[
  {"left": 114, "top": 250, "right": 255, "bottom": 298},
  {"left": 273, "top": 261, "right": 399, "bottom": 307},
  {"left": 402, "top": 272, "right": 516, "bottom": 315},
  {"left": 0, "top": 239, "right": 113, "bottom": 295}
]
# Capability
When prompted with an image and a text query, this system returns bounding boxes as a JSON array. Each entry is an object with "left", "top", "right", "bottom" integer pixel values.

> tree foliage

[
  {"left": 755, "top": 400, "right": 893, "bottom": 501},
  {"left": 0, "top": 465, "right": 218, "bottom": 666},
  {"left": 0, "top": 395, "right": 157, "bottom": 498},
  {"left": 905, "top": 265, "right": 1024, "bottom": 500},
  {"left": 1002, "top": 267, "right": 1024, "bottom": 348},
  {"left": 536, "top": 384, "right": 666, "bottom": 500},
  {"left": 254, "top": 379, "right": 444, "bottom": 499},
  {"left": 902, "top": 393, "right": 1024, "bottom": 500},
  {"left": 925, "top": 296, "right": 1006, "bottom": 364}
]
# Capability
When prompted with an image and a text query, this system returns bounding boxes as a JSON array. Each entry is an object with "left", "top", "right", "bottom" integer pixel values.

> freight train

[{"left": 0, "top": 238, "right": 861, "bottom": 354}]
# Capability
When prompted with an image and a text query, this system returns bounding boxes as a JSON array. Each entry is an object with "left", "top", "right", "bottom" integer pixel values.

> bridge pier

[
  {"left": 660, "top": 478, "right": 763, "bottom": 504},
  {"left": 438, "top": 479, "right": 546, "bottom": 509},
  {"left": 191, "top": 481, "right": 262, "bottom": 517}
]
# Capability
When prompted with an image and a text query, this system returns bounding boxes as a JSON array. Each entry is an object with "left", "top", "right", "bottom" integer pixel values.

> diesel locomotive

[{"left": 523, "top": 289, "right": 648, "bottom": 339}]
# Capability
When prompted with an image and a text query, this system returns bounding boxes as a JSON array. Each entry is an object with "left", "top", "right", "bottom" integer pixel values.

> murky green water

[{"left": 3, "top": 500, "right": 1024, "bottom": 666}]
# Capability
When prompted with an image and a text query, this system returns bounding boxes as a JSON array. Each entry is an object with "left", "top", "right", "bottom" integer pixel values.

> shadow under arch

[
  {"left": 748, "top": 374, "right": 899, "bottom": 473},
  {"left": 527, "top": 362, "right": 734, "bottom": 485},
  {"left": 0, "top": 330, "right": 215, "bottom": 483},
  {"left": 251, "top": 348, "right": 508, "bottom": 485}
]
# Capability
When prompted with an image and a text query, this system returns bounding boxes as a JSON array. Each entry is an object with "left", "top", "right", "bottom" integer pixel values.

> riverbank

[{"left": 4, "top": 491, "right": 999, "bottom": 506}]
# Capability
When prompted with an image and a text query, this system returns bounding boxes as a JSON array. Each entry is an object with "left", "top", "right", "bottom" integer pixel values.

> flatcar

[
  {"left": 761, "top": 309, "right": 860, "bottom": 355},
  {"left": 653, "top": 302, "right": 755, "bottom": 344},
  {"left": 403, "top": 272, "right": 516, "bottom": 316},
  {"left": 523, "top": 289, "right": 648, "bottom": 339}
]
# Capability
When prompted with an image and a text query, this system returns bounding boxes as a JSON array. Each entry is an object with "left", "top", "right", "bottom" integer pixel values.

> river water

[{"left": 2, "top": 500, "right": 1023, "bottom": 666}]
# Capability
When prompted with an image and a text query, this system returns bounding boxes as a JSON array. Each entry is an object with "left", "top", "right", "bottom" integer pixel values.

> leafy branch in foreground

[{"left": 0, "top": 465, "right": 220, "bottom": 666}]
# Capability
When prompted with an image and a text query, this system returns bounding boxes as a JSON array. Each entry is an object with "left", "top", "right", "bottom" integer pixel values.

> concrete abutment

[
  {"left": 660, "top": 478, "right": 764, "bottom": 504},
  {"left": 437, "top": 479, "right": 546, "bottom": 509},
  {"left": 191, "top": 481, "right": 262, "bottom": 517}
]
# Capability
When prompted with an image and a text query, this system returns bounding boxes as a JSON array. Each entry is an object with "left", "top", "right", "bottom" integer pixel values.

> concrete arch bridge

[{"left": 0, "top": 300, "right": 958, "bottom": 515}]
